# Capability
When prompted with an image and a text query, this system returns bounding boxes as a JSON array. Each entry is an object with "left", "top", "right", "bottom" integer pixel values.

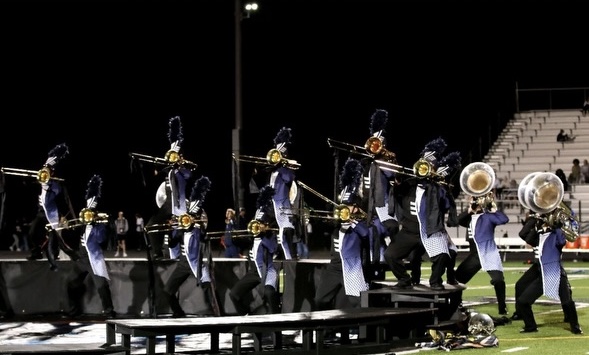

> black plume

[
  {"left": 421, "top": 137, "right": 447, "bottom": 156},
  {"left": 256, "top": 185, "right": 275, "bottom": 209},
  {"left": 190, "top": 176, "right": 211, "bottom": 203},
  {"left": 439, "top": 152, "right": 462, "bottom": 171},
  {"left": 168, "top": 116, "right": 183, "bottom": 146},
  {"left": 273, "top": 127, "right": 292, "bottom": 146},
  {"left": 369, "top": 109, "right": 388, "bottom": 135},
  {"left": 85, "top": 175, "right": 103, "bottom": 200},
  {"left": 338, "top": 158, "right": 363, "bottom": 190},
  {"left": 47, "top": 143, "right": 69, "bottom": 161}
]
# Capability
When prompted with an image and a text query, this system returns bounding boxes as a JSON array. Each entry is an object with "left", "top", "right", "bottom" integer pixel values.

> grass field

[{"left": 385, "top": 260, "right": 589, "bottom": 354}]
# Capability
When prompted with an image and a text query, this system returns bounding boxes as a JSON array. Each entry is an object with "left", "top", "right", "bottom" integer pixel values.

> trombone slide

[{"left": 1, "top": 167, "right": 64, "bottom": 182}]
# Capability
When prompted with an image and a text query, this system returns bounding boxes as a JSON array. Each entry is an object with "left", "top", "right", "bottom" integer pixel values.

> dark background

[{"left": 1, "top": 0, "right": 587, "bottom": 243}]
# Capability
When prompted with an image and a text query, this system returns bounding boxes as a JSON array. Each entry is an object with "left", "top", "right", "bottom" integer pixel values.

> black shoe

[
  {"left": 0, "top": 310, "right": 14, "bottom": 320},
  {"left": 430, "top": 284, "right": 445, "bottom": 291},
  {"left": 392, "top": 282, "right": 413, "bottom": 290},
  {"left": 104, "top": 310, "right": 117, "bottom": 319},
  {"left": 571, "top": 325, "right": 583, "bottom": 334},
  {"left": 519, "top": 327, "right": 538, "bottom": 333},
  {"left": 26, "top": 253, "right": 43, "bottom": 260},
  {"left": 172, "top": 311, "right": 186, "bottom": 318},
  {"left": 67, "top": 309, "right": 83, "bottom": 318},
  {"left": 447, "top": 279, "right": 459, "bottom": 286},
  {"left": 510, "top": 313, "right": 522, "bottom": 321},
  {"left": 499, "top": 308, "right": 508, "bottom": 315}
]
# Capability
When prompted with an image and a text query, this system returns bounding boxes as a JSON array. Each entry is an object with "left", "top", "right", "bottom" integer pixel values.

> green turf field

[{"left": 385, "top": 261, "right": 589, "bottom": 354}]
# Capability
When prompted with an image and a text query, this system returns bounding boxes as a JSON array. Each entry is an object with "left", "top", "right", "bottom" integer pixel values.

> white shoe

[
  {"left": 114, "top": 252, "right": 120, "bottom": 257},
  {"left": 123, "top": 252, "right": 128, "bottom": 257}
]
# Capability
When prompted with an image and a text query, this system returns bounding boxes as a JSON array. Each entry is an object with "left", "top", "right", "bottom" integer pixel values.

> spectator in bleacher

[
  {"left": 557, "top": 129, "right": 575, "bottom": 142},
  {"left": 568, "top": 158, "right": 582, "bottom": 185},
  {"left": 582, "top": 97, "right": 589, "bottom": 116},
  {"left": 580, "top": 159, "right": 589, "bottom": 184},
  {"left": 454, "top": 194, "right": 510, "bottom": 315},
  {"left": 555, "top": 168, "right": 570, "bottom": 192}
]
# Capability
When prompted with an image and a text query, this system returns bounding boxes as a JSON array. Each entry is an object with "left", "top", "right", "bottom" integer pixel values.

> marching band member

[
  {"left": 26, "top": 143, "right": 79, "bottom": 270},
  {"left": 144, "top": 116, "right": 194, "bottom": 260},
  {"left": 267, "top": 127, "right": 300, "bottom": 260},
  {"left": 66, "top": 175, "right": 115, "bottom": 318},
  {"left": 514, "top": 213, "right": 583, "bottom": 334},
  {"left": 314, "top": 158, "right": 371, "bottom": 310},
  {"left": 161, "top": 176, "right": 221, "bottom": 317},
  {"left": 384, "top": 138, "right": 460, "bottom": 291},
  {"left": 455, "top": 193, "right": 509, "bottom": 315},
  {"left": 230, "top": 185, "right": 280, "bottom": 315},
  {"left": 361, "top": 109, "right": 399, "bottom": 281}
]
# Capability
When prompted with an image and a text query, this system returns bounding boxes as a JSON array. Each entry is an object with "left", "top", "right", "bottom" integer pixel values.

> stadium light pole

[{"left": 232, "top": 0, "right": 258, "bottom": 211}]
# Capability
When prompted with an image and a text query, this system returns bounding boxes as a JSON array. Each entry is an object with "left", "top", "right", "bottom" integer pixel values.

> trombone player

[
  {"left": 142, "top": 116, "right": 194, "bottom": 260},
  {"left": 360, "top": 109, "right": 400, "bottom": 280},
  {"left": 267, "top": 127, "right": 300, "bottom": 260},
  {"left": 20, "top": 143, "right": 79, "bottom": 269},
  {"left": 384, "top": 138, "right": 461, "bottom": 292}
]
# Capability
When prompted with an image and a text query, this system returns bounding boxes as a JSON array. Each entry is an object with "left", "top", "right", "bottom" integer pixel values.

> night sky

[{"left": 1, "top": 0, "right": 587, "bottom": 237}]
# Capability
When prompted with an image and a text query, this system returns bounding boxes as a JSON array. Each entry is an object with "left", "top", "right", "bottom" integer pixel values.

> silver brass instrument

[
  {"left": 327, "top": 137, "right": 396, "bottom": 162},
  {"left": 459, "top": 162, "right": 496, "bottom": 209},
  {"left": 1, "top": 166, "right": 64, "bottom": 183},
  {"left": 296, "top": 180, "right": 367, "bottom": 222},
  {"left": 232, "top": 149, "right": 301, "bottom": 170},
  {"left": 518, "top": 171, "right": 579, "bottom": 242},
  {"left": 129, "top": 150, "right": 198, "bottom": 170},
  {"left": 46, "top": 209, "right": 109, "bottom": 231}
]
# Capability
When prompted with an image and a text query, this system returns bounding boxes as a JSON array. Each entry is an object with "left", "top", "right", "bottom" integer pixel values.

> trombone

[
  {"left": 375, "top": 158, "right": 449, "bottom": 186},
  {"left": 144, "top": 213, "right": 207, "bottom": 234},
  {"left": 327, "top": 137, "right": 397, "bottom": 162},
  {"left": 296, "top": 180, "right": 367, "bottom": 222},
  {"left": 207, "top": 219, "right": 278, "bottom": 237},
  {"left": 1, "top": 166, "right": 64, "bottom": 183},
  {"left": 130, "top": 150, "right": 198, "bottom": 170},
  {"left": 233, "top": 148, "right": 301, "bottom": 170},
  {"left": 46, "top": 209, "right": 109, "bottom": 231}
]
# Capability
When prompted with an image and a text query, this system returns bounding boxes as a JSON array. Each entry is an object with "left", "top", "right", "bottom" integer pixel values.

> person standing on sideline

[
  {"left": 9, "top": 223, "right": 23, "bottom": 252},
  {"left": 582, "top": 97, "right": 589, "bottom": 116},
  {"left": 455, "top": 193, "right": 509, "bottom": 315},
  {"left": 135, "top": 213, "right": 145, "bottom": 251},
  {"left": 222, "top": 208, "right": 241, "bottom": 258},
  {"left": 66, "top": 175, "right": 116, "bottom": 318},
  {"left": 513, "top": 212, "right": 583, "bottom": 334},
  {"left": 114, "top": 211, "right": 129, "bottom": 257}
]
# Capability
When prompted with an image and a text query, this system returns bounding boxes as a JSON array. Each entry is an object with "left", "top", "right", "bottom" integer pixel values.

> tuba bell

[
  {"left": 459, "top": 162, "right": 496, "bottom": 209},
  {"left": 518, "top": 172, "right": 579, "bottom": 242}
]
